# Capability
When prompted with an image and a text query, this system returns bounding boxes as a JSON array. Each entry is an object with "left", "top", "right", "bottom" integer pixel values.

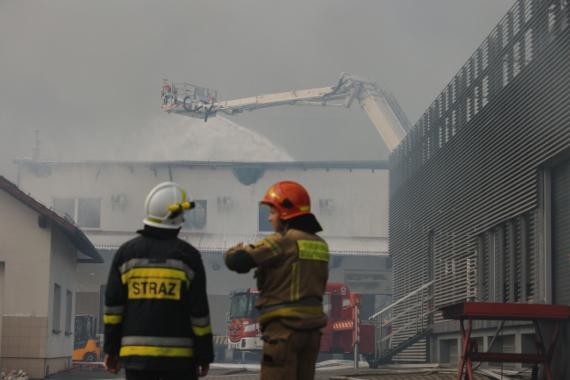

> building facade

[
  {"left": 15, "top": 160, "right": 392, "bottom": 336},
  {"left": 0, "top": 177, "right": 101, "bottom": 379},
  {"left": 389, "top": 0, "right": 570, "bottom": 375}
]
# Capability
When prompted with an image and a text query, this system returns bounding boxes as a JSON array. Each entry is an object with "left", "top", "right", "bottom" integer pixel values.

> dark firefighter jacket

[
  {"left": 224, "top": 215, "right": 329, "bottom": 330},
  {"left": 104, "top": 226, "right": 214, "bottom": 371}
]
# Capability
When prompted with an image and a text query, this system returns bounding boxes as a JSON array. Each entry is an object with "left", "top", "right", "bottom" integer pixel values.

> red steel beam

[{"left": 441, "top": 302, "right": 570, "bottom": 321}]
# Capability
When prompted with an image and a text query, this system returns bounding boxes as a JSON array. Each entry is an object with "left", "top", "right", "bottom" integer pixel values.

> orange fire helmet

[{"left": 260, "top": 181, "right": 312, "bottom": 220}]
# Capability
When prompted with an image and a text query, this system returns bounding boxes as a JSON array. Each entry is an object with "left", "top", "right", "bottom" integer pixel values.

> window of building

[
  {"left": 319, "top": 199, "right": 335, "bottom": 215},
  {"left": 258, "top": 204, "right": 273, "bottom": 232},
  {"left": 183, "top": 200, "right": 207, "bottom": 230},
  {"left": 77, "top": 198, "right": 101, "bottom": 228},
  {"left": 476, "top": 210, "right": 536, "bottom": 303},
  {"left": 53, "top": 198, "right": 75, "bottom": 221},
  {"left": 53, "top": 198, "right": 101, "bottom": 228},
  {"left": 65, "top": 290, "right": 73, "bottom": 335},
  {"left": 53, "top": 283, "right": 61, "bottom": 334}
]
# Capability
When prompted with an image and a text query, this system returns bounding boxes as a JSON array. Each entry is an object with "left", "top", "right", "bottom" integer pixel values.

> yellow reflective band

[
  {"left": 259, "top": 306, "right": 323, "bottom": 323},
  {"left": 298, "top": 240, "right": 329, "bottom": 262},
  {"left": 299, "top": 206, "right": 310, "bottom": 212},
  {"left": 290, "top": 262, "right": 300, "bottom": 301},
  {"left": 120, "top": 345, "right": 193, "bottom": 358},
  {"left": 146, "top": 217, "right": 163, "bottom": 224},
  {"left": 263, "top": 238, "right": 281, "bottom": 256},
  {"left": 104, "top": 314, "right": 123, "bottom": 325},
  {"left": 121, "top": 267, "right": 189, "bottom": 285},
  {"left": 192, "top": 324, "right": 212, "bottom": 336},
  {"left": 167, "top": 201, "right": 193, "bottom": 213}
]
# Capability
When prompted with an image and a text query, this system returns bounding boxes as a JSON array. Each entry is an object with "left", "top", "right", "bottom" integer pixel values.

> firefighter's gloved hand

[
  {"left": 197, "top": 363, "right": 209, "bottom": 377},
  {"left": 104, "top": 354, "right": 120, "bottom": 374},
  {"left": 224, "top": 244, "right": 256, "bottom": 273}
]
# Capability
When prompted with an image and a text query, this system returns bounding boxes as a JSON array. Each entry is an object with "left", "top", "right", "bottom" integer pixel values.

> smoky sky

[{"left": 0, "top": 0, "right": 513, "bottom": 179}]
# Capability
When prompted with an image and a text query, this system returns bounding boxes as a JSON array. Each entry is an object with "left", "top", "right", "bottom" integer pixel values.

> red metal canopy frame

[{"left": 440, "top": 302, "right": 570, "bottom": 380}]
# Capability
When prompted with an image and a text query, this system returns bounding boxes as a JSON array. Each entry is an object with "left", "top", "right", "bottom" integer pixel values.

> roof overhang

[{"left": 0, "top": 176, "right": 103, "bottom": 263}]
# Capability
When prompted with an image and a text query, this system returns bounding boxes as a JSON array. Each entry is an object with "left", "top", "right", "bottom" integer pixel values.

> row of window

[
  {"left": 52, "top": 283, "right": 73, "bottom": 335},
  {"left": 392, "top": 0, "right": 569, "bottom": 188},
  {"left": 53, "top": 198, "right": 333, "bottom": 232}
]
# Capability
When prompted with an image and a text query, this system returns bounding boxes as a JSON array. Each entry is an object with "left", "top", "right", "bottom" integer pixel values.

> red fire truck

[{"left": 227, "top": 283, "right": 375, "bottom": 358}]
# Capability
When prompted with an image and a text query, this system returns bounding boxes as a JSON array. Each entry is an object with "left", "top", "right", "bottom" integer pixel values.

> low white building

[
  {"left": 0, "top": 176, "right": 101, "bottom": 379},
  {"left": 15, "top": 159, "right": 392, "bottom": 335}
]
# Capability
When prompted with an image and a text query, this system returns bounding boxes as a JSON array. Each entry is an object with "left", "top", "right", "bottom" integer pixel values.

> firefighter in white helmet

[
  {"left": 143, "top": 182, "right": 193, "bottom": 229},
  {"left": 104, "top": 182, "right": 213, "bottom": 380}
]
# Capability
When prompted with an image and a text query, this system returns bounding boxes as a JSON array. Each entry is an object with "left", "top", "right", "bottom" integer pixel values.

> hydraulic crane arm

[{"left": 160, "top": 73, "right": 411, "bottom": 152}]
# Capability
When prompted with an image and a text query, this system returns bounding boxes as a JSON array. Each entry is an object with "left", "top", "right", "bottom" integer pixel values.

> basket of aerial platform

[{"left": 161, "top": 80, "right": 218, "bottom": 120}]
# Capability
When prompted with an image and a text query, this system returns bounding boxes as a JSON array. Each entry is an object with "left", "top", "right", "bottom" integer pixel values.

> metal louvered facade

[
  {"left": 552, "top": 159, "right": 570, "bottom": 305},
  {"left": 389, "top": 0, "right": 570, "bottom": 365}
]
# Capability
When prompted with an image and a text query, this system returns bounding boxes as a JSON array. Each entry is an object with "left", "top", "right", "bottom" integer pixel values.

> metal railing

[{"left": 368, "top": 281, "right": 435, "bottom": 360}]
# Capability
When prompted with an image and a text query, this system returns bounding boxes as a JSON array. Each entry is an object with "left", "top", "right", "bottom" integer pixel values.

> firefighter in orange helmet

[{"left": 224, "top": 181, "right": 329, "bottom": 380}]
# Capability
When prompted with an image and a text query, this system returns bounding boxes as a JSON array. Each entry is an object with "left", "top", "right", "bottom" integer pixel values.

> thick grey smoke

[
  {"left": 0, "top": 0, "right": 513, "bottom": 179},
  {"left": 139, "top": 116, "right": 292, "bottom": 162}
]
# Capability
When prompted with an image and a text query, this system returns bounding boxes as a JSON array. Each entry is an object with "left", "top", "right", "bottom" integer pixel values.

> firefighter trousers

[
  {"left": 260, "top": 321, "right": 321, "bottom": 380},
  {"left": 125, "top": 369, "right": 197, "bottom": 380}
]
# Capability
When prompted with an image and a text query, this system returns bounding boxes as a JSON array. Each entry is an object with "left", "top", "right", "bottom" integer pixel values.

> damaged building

[{"left": 14, "top": 160, "right": 393, "bottom": 339}]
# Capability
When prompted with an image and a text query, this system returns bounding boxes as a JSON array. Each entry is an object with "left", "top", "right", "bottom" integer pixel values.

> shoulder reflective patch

[
  {"left": 191, "top": 315, "right": 211, "bottom": 327},
  {"left": 253, "top": 241, "right": 266, "bottom": 249},
  {"left": 263, "top": 238, "right": 281, "bottom": 256},
  {"left": 104, "top": 305, "right": 125, "bottom": 314},
  {"left": 119, "top": 258, "right": 194, "bottom": 282},
  {"left": 127, "top": 278, "right": 182, "bottom": 300},
  {"left": 121, "top": 267, "right": 188, "bottom": 285},
  {"left": 297, "top": 240, "right": 329, "bottom": 262}
]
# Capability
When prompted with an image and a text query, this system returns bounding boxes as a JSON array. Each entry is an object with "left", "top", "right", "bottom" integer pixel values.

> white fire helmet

[{"left": 143, "top": 182, "right": 194, "bottom": 229}]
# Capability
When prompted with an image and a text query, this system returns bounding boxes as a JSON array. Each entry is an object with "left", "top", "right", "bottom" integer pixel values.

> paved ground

[{"left": 49, "top": 367, "right": 492, "bottom": 380}]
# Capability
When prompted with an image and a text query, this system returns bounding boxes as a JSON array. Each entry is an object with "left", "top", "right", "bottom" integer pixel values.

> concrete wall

[
  {"left": 0, "top": 190, "right": 77, "bottom": 378},
  {"left": 0, "top": 262, "right": 4, "bottom": 369},
  {"left": 46, "top": 228, "right": 75, "bottom": 362},
  {"left": 0, "top": 189, "right": 52, "bottom": 377},
  {"left": 0, "top": 190, "right": 51, "bottom": 316}
]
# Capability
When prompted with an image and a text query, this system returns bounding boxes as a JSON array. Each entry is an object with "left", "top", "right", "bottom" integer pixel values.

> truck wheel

[{"left": 84, "top": 352, "right": 97, "bottom": 362}]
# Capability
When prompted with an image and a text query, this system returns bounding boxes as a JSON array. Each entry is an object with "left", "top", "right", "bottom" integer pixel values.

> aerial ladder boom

[{"left": 161, "top": 73, "right": 411, "bottom": 152}]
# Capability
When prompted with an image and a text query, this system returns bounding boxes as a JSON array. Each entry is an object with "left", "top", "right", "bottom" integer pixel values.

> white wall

[
  {"left": 0, "top": 261, "right": 5, "bottom": 367},
  {"left": 46, "top": 229, "right": 76, "bottom": 358},
  {"left": 17, "top": 162, "right": 390, "bottom": 301},
  {"left": 17, "top": 162, "right": 389, "bottom": 238},
  {"left": 0, "top": 190, "right": 51, "bottom": 317}
]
